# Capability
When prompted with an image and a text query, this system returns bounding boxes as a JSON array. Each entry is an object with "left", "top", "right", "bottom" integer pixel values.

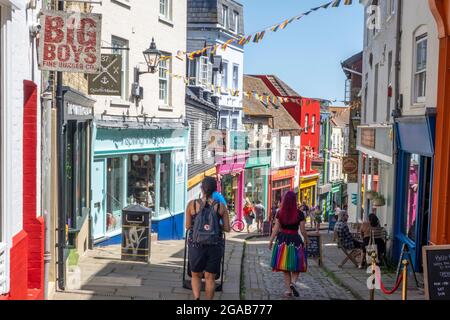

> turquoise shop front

[{"left": 91, "top": 121, "right": 189, "bottom": 242}]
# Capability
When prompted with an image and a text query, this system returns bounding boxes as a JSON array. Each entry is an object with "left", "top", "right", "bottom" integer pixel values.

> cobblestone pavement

[
  {"left": 320, "top": 231, "right": 425, "bottom": 300},
  {"left": 52, "top": 233, "right": 246, "bottom": 300},
  {"left": 243, "top": 237, "right": 357, "bottom": 300}
]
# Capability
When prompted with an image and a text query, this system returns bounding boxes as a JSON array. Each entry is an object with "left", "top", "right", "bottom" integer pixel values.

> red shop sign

[{"left": 38, "top": 10, "right": 102, "bottom": 73}]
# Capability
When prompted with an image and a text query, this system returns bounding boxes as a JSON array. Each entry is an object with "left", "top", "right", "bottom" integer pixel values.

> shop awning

[{"left": 395, "top": 113, "right": 436, "bottom": 157}]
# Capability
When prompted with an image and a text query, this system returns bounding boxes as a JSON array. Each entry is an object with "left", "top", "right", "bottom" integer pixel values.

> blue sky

[{"left": 241, "top": 0, "right": 364, "bottom": 104}]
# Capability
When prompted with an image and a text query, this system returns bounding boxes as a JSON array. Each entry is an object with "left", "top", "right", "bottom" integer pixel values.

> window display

[
  {"left": 405, "top": 154, "right": 420, "bottom": 241},
  {"left": 106, "top": 158, "right": 125, "bottom": 233},
  {"left": 128, "top": 154, "right": 156, "bottom": 212},
  {"left": 245, "top": 167, "right": 265, "bottom": 204},
  {"left": 222, "top": 175, "right": 238, "bottom": 216}
]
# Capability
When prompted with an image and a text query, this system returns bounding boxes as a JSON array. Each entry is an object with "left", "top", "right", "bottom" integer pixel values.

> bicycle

[{"left": 231, "top": 216, "right": 245, "bottom": 232}]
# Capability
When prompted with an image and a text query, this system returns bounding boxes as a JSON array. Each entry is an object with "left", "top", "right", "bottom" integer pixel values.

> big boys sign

[{"left": 39, "top": 10, "right": 101, "bottom": 73}]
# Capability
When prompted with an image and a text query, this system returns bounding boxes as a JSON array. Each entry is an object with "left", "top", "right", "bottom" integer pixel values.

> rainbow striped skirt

[{"left": 270, "top": 234, "right": 307, "bottom": 273}]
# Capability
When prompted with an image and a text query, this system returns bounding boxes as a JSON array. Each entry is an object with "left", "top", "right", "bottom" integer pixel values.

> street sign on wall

[
  {"left": 38, "top": 10, "right": 102, "bottom": 73},
  {"left": 88, "top": 54, "right": 122, "bottom": 95}
]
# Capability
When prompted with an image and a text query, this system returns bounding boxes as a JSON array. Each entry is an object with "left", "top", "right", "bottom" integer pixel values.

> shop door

[{"left": 92, "top": 160, "right": 106, "bottom": 239}]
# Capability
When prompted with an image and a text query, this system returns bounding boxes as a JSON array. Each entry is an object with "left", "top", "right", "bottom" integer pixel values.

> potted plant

[
  {"left": 366, "top": 190, "right": 378, "bottom": 200},
  {"left": 373, "top": 194, "right": 386, "bottom": 207}
]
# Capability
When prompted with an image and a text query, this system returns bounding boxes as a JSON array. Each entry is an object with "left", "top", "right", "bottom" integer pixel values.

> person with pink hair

[{"left": 269, "top": 191, "right": 310, "bottom": 298}]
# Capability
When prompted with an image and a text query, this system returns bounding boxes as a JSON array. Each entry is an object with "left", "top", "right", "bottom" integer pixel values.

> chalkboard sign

[
  {"left": 306, "top": 232, "right": 322, "bottom": 266},
  {"left": 422, "top": 245, "right": 450, "bottom": 300}
]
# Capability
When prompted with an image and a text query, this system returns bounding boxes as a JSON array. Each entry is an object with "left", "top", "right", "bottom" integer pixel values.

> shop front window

[
  {"left": 222, "top": 175, "right": 238, "bottom": 216},
  {"left": 160, "top": 153, "right": 172, "bottom": 216},
  {"left": 106, "top": 158, "right": 125, "bottom": 233},
  {"left": 65, "top": 121, "right": 90, "bottom": 245},
  {"left": 272, "top": 178, "right": 292, "bottom": 207},
  {"left": 128, "top": 154, "right": 156, "bottom": 212},
  {"left": 405, "top": 154, "right": 420, "bottom": 241},
  {"left": 245, "top": 168, "right": 265, "bottom": 205}
]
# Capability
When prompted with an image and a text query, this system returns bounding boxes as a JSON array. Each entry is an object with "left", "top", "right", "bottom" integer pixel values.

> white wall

[
  {"left": 216, "top": 41, "right": 244, "bottom": 129},
  {"left": 330, "top": 127, "right": 344, "bottom": 181},
  {"left": 271, "top": 131, "right": 301, "bottom": 188},
  {"left": 361, "top": 0, "right": 398, "bottom": 125},
  {"left": 91, "top": 0, "right": 186, "bottom": 118},
  {"left": 0, "top": 0, "right": 42, "bottom": 293},
  {"left": 399, "top": 0, "right": 439, "bottom": 115}
]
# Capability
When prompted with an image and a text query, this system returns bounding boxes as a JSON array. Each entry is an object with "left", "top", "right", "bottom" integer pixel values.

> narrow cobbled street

[
  {"left": 53, "top": 230, "right": 361, "bottom": 300},
  {"left": 243, "top": 236, "right": 356, "bottom": 300}
]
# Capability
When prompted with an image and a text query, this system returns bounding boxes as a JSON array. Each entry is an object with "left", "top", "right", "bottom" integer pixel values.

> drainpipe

[
  {"left": 390, "top": 0, "right": 402, "bottom": 257},
  {"left": 42, "top": 92, "right": 52, "bottom": 300},
  {"left": 394, "top": 0, "right": 402, "bottom": 117},
  {"left": 56, "top": 0, "right": 66, "bottom": 291}
]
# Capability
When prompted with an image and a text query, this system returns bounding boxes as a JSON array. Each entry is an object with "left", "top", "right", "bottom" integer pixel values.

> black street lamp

[
  {"left": 142, "top": 38, "right": 162, "bottom": 74},
  {"left": 133, "top": 38, "right": 162, "bottom": 104}
]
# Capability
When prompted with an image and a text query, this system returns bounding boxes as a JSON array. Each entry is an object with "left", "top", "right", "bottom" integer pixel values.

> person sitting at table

[
  {"left": 360, "top": 214, "right": 387, "bottom": 267},
  {"left": 334, "top": 211, "right": 363, "bottom": 251}
]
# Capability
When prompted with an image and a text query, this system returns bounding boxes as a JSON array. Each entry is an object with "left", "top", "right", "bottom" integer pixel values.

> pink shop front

[{"left": 216, "top": 152, "right": 249, "bottom": 223}]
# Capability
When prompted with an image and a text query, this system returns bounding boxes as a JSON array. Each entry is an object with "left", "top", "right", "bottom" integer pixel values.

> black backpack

[{"left": 192, "top": 199, "right": 221, "bottom": 246}]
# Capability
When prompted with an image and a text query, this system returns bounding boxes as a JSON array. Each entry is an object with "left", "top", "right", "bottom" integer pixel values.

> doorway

[
  {"left": 221, "top": 174, "right": 238, "bottom": 216},
  {"left": 92, "top": 160, "right": 106, "bottom": 239}
]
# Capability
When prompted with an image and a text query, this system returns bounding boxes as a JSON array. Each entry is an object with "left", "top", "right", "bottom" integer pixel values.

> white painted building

[
  {"left": 393, "top": 0, "right": 439, "bottom": 271},
  {"left": 187, "top": 0, "right": 244, "bottom": 130},
  {"left": 0, "top": 0, "right": 43, "bottom": 298},
  {"left": 91, "top": 0, "right": 186, "bottom": 119},
  {"left": 330, "top": 108, "right": 350, "bottom": 183},
  {"left": 89, "top": 0, "right": 189, "bottom": 242},
  {"left": 399, "top": 0, "right": 438, "bottom": 116},
  {"left": 357, "top": 0, "right": 399, "bottom": 232}
]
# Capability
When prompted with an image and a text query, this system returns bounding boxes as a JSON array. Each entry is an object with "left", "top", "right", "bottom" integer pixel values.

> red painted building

[{"left": 255, "top": 75, "right": 321, "bottom": 206}]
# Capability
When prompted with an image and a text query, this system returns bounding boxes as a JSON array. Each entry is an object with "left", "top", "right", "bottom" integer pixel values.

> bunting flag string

[
  {"left": 161, "top": 0, "right": 353, "bottom": 61},
  {"left": 165, "top": 70, "right": 362, "bottom": 125}
]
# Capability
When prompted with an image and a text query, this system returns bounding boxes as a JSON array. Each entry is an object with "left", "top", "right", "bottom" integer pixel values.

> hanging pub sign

[
  {"left": 285, "top": 149, "right": 298, "bottom": 162},
  {"left": 38, "top": 10, "right": 102, "bottom": 73},
  {"left": 88, "top": 54, "right": 122, "bottom": 95},
  {"left": 343, "top": 156, "right": 358, "bottom": 175}
]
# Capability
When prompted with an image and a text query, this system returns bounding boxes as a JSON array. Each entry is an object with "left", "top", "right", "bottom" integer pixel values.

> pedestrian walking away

[
  {"left": 243, "top": 198, "right": 255, "bottom": 233},
  {"left": 185, "top": 176, "right": 231, "bottom": 300},
  {"left": 314, "top": 205, "right": 323, "bottom": 232},
  {"left": 300, "top": 201, "right": 312, "bottom": 228},
  {"left": 254, "top": 200, "right": 265, "bottom": 233},
  {"left": 269, "top": 191, "right": 310, "bottom": 298}
]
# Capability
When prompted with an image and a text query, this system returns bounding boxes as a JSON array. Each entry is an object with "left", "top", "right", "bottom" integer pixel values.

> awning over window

[{"left": 395, "top": 113, "right": 436, "bottom": 157}]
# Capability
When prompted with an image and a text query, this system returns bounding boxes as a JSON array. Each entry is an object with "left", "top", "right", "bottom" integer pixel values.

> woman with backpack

[
  {"left": 269, "top": 191, "right": 310, "bottom": 298},
  {"left": 185, "top": 176, "right": 230, "bottom": 300}
]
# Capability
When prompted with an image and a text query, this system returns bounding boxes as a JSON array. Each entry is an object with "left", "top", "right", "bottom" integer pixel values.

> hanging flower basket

[
  {"left": 373, "top": 195, "right": 386, "bottom": 207},
  {"left": 366, "top": 190, "right": 377, "bottom": 200}
]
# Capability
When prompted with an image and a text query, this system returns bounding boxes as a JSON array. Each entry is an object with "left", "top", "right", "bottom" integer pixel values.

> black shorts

[{"left": 189, "top": 244, "right": 223, "bottom": 275}]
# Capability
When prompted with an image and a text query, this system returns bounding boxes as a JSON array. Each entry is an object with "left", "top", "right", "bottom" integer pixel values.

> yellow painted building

[{"left": 299, "top": 174, "right": 320, "bottom": 207}]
